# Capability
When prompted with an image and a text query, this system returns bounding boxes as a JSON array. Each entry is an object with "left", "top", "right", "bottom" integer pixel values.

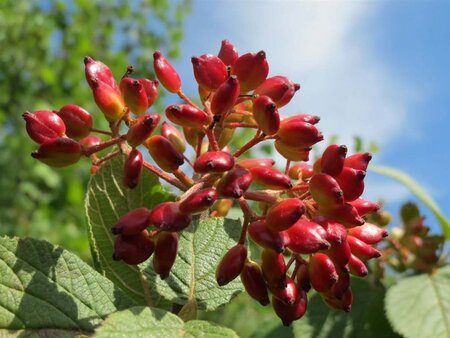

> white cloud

[{"left": 179, "top": 0, "right": 419, "bottom": 149}]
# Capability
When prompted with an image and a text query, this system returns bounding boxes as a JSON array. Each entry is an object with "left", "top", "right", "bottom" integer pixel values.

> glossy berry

[
  {"left": 288, "top": 163, "right": 314, "bottom": 180},
  {"left": 55, "top": 105, "right": 92, "bottom": 139},
  {"left": 192, "top": 54, "right": 228, "bottom": 91},
  {"left": 254, "top": 75, "right": 300, "bottom": 108},
  {"left": 145, "top": 135, "right": 184, "bottom": 173},
  {"left": 31, "top": 137, "right": 82, "bottom": 167},
  {"left": 79, "top": 135, "right": 101, "bottom": 150},
  {"left": 216, "top": 168, "right": 253, "bottom": 198},
  {"left": 252, "top": 95, "right": 280, "bottom": 135},
  {"left": 272, "top": 290, "right": 308, "bottom": 326},
  {"left": 319, "top": 203, "right": 365, "bottom": 228},
  {"left": 348, "top": 254, "right": 368, "bottom": 277},
  {"left": 161, "top": 122, "right": 186, "bottom": 153},
  {"left": 111, "top": 207, "right": 151, "bottom": 235},
  {"left": 284, "top": 219, "right": 330, "bottom": 254},
  {"left": 90, "top": 78, "right": 126, "bottom": 122},
  {"left": 232, "top": 51, "right": 269, "bottom": 93},
  {"left": 249, "top": 167, "right": 292, "bottom": 190},
  {"left": 261, "top": 248, "right": 287, "bottom": 289},
  {"left": 216, "top": 244, "right": 247, "bottom": 286},
  {"left": 210, "top": 75, "right": 240, "bottom": 116},
  {"left": 153, "top": 51, "right": 181, "bottom": 93},
  {"left": 165, "top": 104, "right": 210, "bottom": 128},
  {"left": 320, "top": 144, "right": 347, "bottom": 177},
  {"left": 153, "top": 232, "right": 178, "bottom": 279},
  {"left": 123, "top": 148, "right": 143, "bottom": 189},
  {"left": 309, "top": 173, "right": 344, "bottom": 209},
  {"left": 120, "top": 77, "right": 149, "bottom": 115},
  {"left": 309, "top": 253, "right": 338, "bottom": 292},
  {"left": 344, "top": 152, "right": 372, "bottom": 171},
  {"left": 194, "top": 151, "right": 234, "bottom": 173},
  {"left": 274, "top": 140, "right": 311, "bottom": 162},
  {"left": 113, "top": 230, "right": 155, "bottom": 265},
  {"left": 266, "top": 198, "right": 305, "bottom": 232},
  {"left": 248, "top": 219, "right": 286, "bottom": 253},
  {"left": 347, "top": 235, "right": 381, "bottom": 260},
  {"left": 148, "top": 202, "right": 192, "bottom": 232},
  {"left": 138, "top": 78, "right": 159, "bottom": 108},
  {"left": 349, "top": 198, "right": 380, "bottom": 217},
  {"left": 240, "top": 260, "right": 270, "bottom": 306},
  {"left": 126, "top": 113, "right": 160, "bottom": 148},
  {"left": 178, "top": 188, "right": 217, "bottom": 214},
  {"left": 335, "top": 167, "right": 366, "bottom": 202},
  {"left": 270, "top": 277, "right": 299, "bottom": 306},
  {"left": 348, "top": 222, "right": 388, "bottom": 244},
  {"left": 84, "top": 56, "right": 119, "bottom": 92},
  {"left": 277, "top": 118, "right": 323, "bottom": 148},
  {"left": 23, "top": 110, "right": 66, "bottom": 144},
  {"left": 218, "top": 39, "right": 238, "bottom": 66}
]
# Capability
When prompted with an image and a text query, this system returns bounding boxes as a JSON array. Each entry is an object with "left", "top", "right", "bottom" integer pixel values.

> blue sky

[{"left": 167, "top": 0, "right": 450, "bottom": 232}]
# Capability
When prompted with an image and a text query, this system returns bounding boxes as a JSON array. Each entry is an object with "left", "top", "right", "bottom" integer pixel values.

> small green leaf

[
  {"left": 93, "top": 306, "right": 239, "bottom": 338},
  {"left": 141, "top": 217, "right": 244, "bottom": 311},
  {"left": 0, "top": 236, "right": 134, "bottom": 334},
  {"left": 292, "top": 278, "right": 399, "bottom": 338},
  {"left": 385, "top": 265, "right": 450, "bottom": 338},
  {"left": 85, "top": 155, "right": 173, "bottom": 306},
  {"left": 370, "top": 165, "right": 450, "bottom": 239}
]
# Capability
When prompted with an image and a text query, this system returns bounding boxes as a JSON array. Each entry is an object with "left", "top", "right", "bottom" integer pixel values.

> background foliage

[{"left": 0, "top": 0, "right": 190, "bottom": 260}]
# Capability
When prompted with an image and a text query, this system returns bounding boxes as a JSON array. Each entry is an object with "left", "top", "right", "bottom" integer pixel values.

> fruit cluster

[{"left": 23, "top": 40, "right": 387, "bottom": 326}]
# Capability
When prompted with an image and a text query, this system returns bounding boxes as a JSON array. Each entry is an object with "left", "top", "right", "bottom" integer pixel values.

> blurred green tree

[{"left": 0, "top": 0, "right": 190, "bottom": 261}]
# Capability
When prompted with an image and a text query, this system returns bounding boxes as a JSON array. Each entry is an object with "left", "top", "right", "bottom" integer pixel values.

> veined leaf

[
  {"left": 385, "top": 265, "right": 450, "bottom": 338},
  {"left": 93, "top": 306, "right": 239, "bottom": 338},
  {"left": 0, "top": 236, "right": 134, "bottom": 335}
]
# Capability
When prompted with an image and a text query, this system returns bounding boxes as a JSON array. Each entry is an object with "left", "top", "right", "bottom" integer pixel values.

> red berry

[
  {"left": 84, "top": 56, "right": 119, "bottom": 92},
  {"left": 344, "top": 152, "right": 372, "bottom": 171},
  {"left": 249, "top": 167, "right": 292, "bottom": 190},
  {"left": 194, "top": 151, "right": 234, "bottom": 174},
  {"left": 123, "top": 148, "right": 143, "bottom": 189},
  {"left": 216, "top": 244, "right": 247, "bottom": 286},
  {"left": 111, "top": 207, "right": 151, "bottom": 235},
  {"left": 348, "top": 253, "right": 368, "bottom": 277},
  {"left": 261, "top": 248, "right": 287, "bottom": 289},
  {"left": 192, "top": 54, "right": 228, "bottom": 91},
  {"left": 288, "top": 163, "right": 314, "bottom": 180},
  {"left": 232, "top": 51, "right": 269, "bottom": 93},
  {"left": 254, "top": 75, "right": 300, "bottom": 108},
  {"left": 335, "top": 167, "right": 366, "bottom": 202},
  {"left": 240, "top": 260, "right": 270, "bottom": 306},
  {"left": 216, "top": 168, "right": 253, "bottom": 198},
  {"left": 218, "top": 39, "right": 238, "bottom": 67},
  {"left": 348, "top": 222, "right": 388, "bottom": 244},
  {"left": 145, "top": 135, "right": 184, "bottom": 173},
  {"left": 178, "top": 188, "right": 217, "bottom": 215},
  {"left": 270, "top": 277, "right": 299, "bottom": 306},
  {"left": 165, "top": 104, "right": 210, "bottom": 128},
  {"left": 325, "top": 240, "right": 352, "bottom": 269},
  {"left": 274, "top": 140, "right": 311, "bottom": 162},
  {"left": 120, "top": 77, "right": 149, "bottom": 116},
  {"left": 138, "top": 78, "right": 159, "bottom": 108},
  {"left": 161, "top": 122, "right": 186, "bottom": 153},
  {"left": 90, "top": 78, "right": 126, "bottom": 122},
  {"left": 23, "top": 110, "right": 66, "bottom": 144},
  {"left": 277, "top": 118, "right": 323, "bottom": 148},
  {"left": 153, "top": 51, "right": 181, "bottom": 93},
  {"left": 320, "top": 144, "right": 347, "bottom": 177},
  {"left": 272, "top": 290, "right": 308, "bottom": 326},
  {"left": 210, "top": 75, "right": 240, "bottom": 116},
  {"left": 284, "top": 219, "right": 330, "bottom": 254},
  {"left": 347, "top": 235, "right": 381, "bottom": 260},
  {"left": 252, "top": 95, "right": 280, "bottom": 135},
  {"left": 126, "top": 113, "right": 160, "bottom": 148},
  {"left": 314, "top": 216, "right": 348, "bottom": 244},
  {"left": 266, "top": 198, "right": 305, "bottom": 232},
  {"left": 148, "top": 202, "right": 192, "bottom": 232},
  {"left": 309, "top": 173, "right": 344, "bottom": 209},
  {"left": 113, "top": 230, "right": 155, "bottom": 265},
  {"left": 55, "top": 105, "right": 92, "bottom": 139},
  {"left": 319, "top": 203, "right": 365, "bottom": 228},
  {"left": 348, "top": 198, "right": 380, "bottom": 217},
  {"left": 153, "top": 232, "right": 178, "bottom": 279},
  {"left": 308, "top": 253, "right": 338, "bottom": 292},
  {"left": 79, "top": 135, "right": 101, "bottom": 149},
  {"left": 248, "top": 219, "right": 286, "bottom": 253},
  {"left": 236, "top": 158, "right": 275, "bottom": 169},
  {"left": 31, "top": 137, "right": 82, "bottom": 167}
]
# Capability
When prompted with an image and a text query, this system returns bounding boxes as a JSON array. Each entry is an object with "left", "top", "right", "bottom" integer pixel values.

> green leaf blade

[
  {"left": 93, "top": 306, "right": 239, "bottom": 338},
  {"left": 85, "top": 155, "right": 173, "bottom": 305},
  {"left": 141, "top": 217, "right": 244, "bottom": 311},
  {"left": 0, "top": 236, "right": 134, "bottom": 333},
  {"left": 385, "top": 266, "right": 450, "bottom": 338}
]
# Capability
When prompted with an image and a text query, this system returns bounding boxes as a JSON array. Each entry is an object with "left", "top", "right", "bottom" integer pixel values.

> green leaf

[
  {"left": 370, "top": 165, "right": 450, "bottom": 239},
  {"left": 141, "top": 216, "right": 244, "bottom": 311},
  {"left": 86, "top": 156, "right": 243, "bottom": 311},
  {"left": 0, "top": 236, "right": 134, "bottom": 334},
  {"left": 291, "top": 278, "right": 399, "bottom": 338},
  {"left": 85, "top": 155, "right": 173, "bottom": 306},
  {"left": 93, "top": 306, "right": 239, "bottom": 338},
  {"left": 385, "top": 265, "right": 450, "bottom": 338}
]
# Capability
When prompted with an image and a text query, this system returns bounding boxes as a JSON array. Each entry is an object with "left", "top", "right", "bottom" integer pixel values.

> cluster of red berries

[{"left": 23, "top": 40, "right": 387, "bottom": 326}]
